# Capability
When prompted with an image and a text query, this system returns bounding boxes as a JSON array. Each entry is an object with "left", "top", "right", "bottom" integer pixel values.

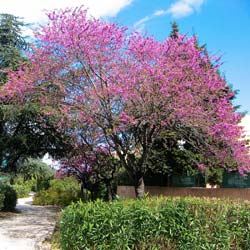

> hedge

[
  {"left": 33, "top": 177, "right": 81, "bottom": 206},
  {"left": 60, "top": 197, "right": 250, "bottom": 250},
  {"left": 0, "top": 182, "right": 17, "bottom": 211},
  {"left": 12, "top": 178, "right": 36, "bottom": 198}
]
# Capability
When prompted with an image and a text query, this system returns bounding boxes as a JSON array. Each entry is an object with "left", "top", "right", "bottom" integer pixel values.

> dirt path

[{"left": 0, "top": 194, "right": 59, "bottom": 250}]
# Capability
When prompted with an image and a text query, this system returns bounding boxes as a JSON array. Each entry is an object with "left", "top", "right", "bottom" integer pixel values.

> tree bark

[
  {"left": 134, "top": 173, "right": 145, "bottom": 198},
  {"left": 80, "top": 182, "right": 88, "bottom": 201},
  {"left": 106, "top": 181, "right": 113, "bottom": 202},
  {"left": 80, "top": 182, "right": 84, "bottom": 196}
]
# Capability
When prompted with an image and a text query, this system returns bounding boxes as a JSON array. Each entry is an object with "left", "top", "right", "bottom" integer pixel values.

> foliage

[
  {"left": 0, "top": 181, "right": 17, "bottom": 211},
  {"left": 10, "top": 158, "right": 55, "bottom": 197},
  {"left": 117, "top": 167, "right": 171, "bottom": 187},
  {"left": 60, "top": 197, "right": 250, "bottom": 250},
  {"left": 0, "top": 14, "right": 73, "bottom": 173},
  {"left": 0, "top": 13, "right": 27, "bottom": 85},
  {"left": 0, "top": 13, "right": 28, "bottom": 172},
  {"left": 59, "top": 147, "right": 120, "bottom": 201},
  {"left": 0, "top": 104, "right": 73, "bottom": 173},
  {"left": 146, "top": 131, "right": 202, "bottom": 176},
  {"left": 205, "top": 167, "right": 224, "bottom": 185},
  {"left": 18, "top": 157, "right": 54, "bottom": 181},
  {"left": 1, "top": 7, "right": 249, "bottom": 197},
  {"left": 33, "top": 177, "right": 81, "bottom": 206},
  {"left": 0, "top": 173, "right": 10, "bottom": 183},
  {"left": 11, "top": 176, "right": 35, "bottom": 198}
]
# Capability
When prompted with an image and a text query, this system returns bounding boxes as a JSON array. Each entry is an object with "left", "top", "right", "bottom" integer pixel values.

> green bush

[
  {"left": 11, "top": 175, "right": 53, "bottom": 198},
  {"left": 60, "top": 197, "right": 250, "bottom": 250},
  {"left": 11, "top": 177, "right": 36, "bottom": 198},
  {"left": 0, "top": 182, "right": 17, "bottom": 211},
  {"left": 12, "top": 182, "right": 31, "bottom": 198},
  {"left": 33, "top": 177, "right": 81, "bottom": 206},
  {"left": 0, "top": 174, "right": 11, "bottom": 184},
  {"left": 34, "top": 177, "right": 52, "bottom": 192}
]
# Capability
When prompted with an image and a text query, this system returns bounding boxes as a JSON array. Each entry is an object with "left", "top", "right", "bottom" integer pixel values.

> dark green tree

[
  {"left": 170, "top": 22, "right": 179, "bottom": 39},
  {"left": 2, "top": 104, "right": 73, "bottom": 173},
  {"left": 0, "top": 14, "right": 27, "bottom": 85}
]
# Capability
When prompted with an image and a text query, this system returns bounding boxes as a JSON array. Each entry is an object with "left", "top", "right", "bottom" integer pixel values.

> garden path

[{"left": 0, "top": 194, "right": 59, "bottom": 250}]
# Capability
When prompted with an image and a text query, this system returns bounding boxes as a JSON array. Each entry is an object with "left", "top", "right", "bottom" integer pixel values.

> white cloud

[
  {"left": 134, "top": 16, "right": 151, "bottom": 29},
  {"left": 133, "top": 0, "right": 205, "bottom": 31},
  {"left": 0, "top": 0, "right": 133, "bottom": 38},
  {"left": 0, "top": 0, "right": 133, "bottom": 24},
  {"left": 167, "top": 0, "right": 205, "bottom": 18},
  {"left": 168, "top": 1, "right": 193, "bottom": 18},
  {"left": 154, "top": 10, "right": 167, "bottom": 16}
]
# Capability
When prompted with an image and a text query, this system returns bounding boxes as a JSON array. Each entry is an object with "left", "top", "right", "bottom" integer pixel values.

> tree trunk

[
  {"left": 90, "top": 190, "right": 94, "bottom": 201},
  {"left": 106, "top": 181, "right": 113, "bottom": 202},
  {"left": 134, "top": 173, "right": 145, "bottom": 198},
  {"left": 80, "top": 182, "right": 84, "bottom": 196},
  {"left": 80, "top": 182, "right": 88, "bottom": 201}
]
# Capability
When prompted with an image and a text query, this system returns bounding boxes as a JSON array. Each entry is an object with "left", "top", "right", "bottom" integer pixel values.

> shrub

[
  {"left": 0, "top": 174, "right": 11, "bottom": 184},
  {"left": 34, "top": 177, "right": 52, "bottom": 192},
  {"left": 33, "top": 177, "right": 81, "bottom": 206},
  {"left": 60, "top": 197, "right": 250, "bottom": 250},
  {"left": 12, "top": 178, "right": 36, "bottom": 198},
  {"left": 11, "top": 175, "right": 53, "bottom": 198},
  {"left": 12, "top": 182, "right": 31, "bottom": 198},
  {"left": 0, "top": 182, "right": 17, "bottom": 211},
  {"left": 12, "top": 180, "right": 36, "bottom": 198}
]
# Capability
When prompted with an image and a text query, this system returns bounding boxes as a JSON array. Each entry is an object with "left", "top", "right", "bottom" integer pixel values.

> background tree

[
  {"left": 0, "top": 13, "right": 73, "bottom": 175},
  {"left": 1, "top": 8, "right": 249, "bottom": 197},
  {"left": 0, "top": 13, "right": 27, "bottom": 171},
  {"left": 2, "top": 103, "right": 73, "bottom": 173},
  {"left": 0, "top": 14, "right": 27, "bottom": 85},
  {"left": 17, "top": 157, "right": 54, "bottom": 191}
]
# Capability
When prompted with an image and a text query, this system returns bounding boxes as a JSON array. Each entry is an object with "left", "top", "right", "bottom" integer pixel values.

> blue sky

[{"left": 1, "top": 0, "right": 250, "bottom": 129}]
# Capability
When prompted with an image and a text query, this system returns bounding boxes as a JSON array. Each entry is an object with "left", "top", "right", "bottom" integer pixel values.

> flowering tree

[
  {"left": 59, "top": 145, "right": 119, "bottom": 201},
  {"left": 1, "top": 7, "right": 249, "bottom": 197}
]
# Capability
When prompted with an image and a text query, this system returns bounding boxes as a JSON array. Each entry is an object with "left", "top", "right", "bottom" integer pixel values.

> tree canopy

[
  {"left": 1, "top": 7, "right": 249, "bottom": 197},
  {"left": 0, "top": 14, "right": 27, "bottom": 85}
]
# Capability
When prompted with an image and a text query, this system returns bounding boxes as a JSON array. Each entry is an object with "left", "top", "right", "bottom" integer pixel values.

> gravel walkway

[{"left": 0, "top": 194, "right": 59, "bottom": 250}]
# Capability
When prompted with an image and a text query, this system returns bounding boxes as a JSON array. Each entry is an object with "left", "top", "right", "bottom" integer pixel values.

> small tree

[
  {"left": 17, "top": 157, "right": 55, "bottom": 191},
  {"left": 18, "top": 157, "right": 54, "bottom": 180},
  {"left": 60, "top": 145, "right": 119, "bottom": 201}
]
